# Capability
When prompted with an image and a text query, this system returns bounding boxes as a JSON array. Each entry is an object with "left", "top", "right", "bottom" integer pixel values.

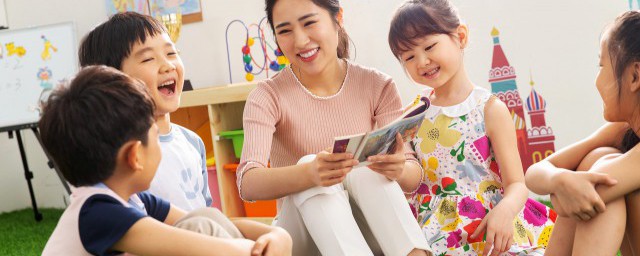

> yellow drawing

[
  {"left": 41, "top": 36, "right": 58, "bottom": 61},
  {"left": 112, "top": 0, "right": 135, "bottom": 12},
  {"left": 6, "top": 42, "right": 26, "bottom": 57}
]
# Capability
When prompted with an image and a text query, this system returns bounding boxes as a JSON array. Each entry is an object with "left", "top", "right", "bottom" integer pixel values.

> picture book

[{"left": 332, "top": 97, "right": 430, "bottom": 166}]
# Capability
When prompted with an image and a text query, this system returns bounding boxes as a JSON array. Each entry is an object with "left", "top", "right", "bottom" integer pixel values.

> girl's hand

[
  {"left": 306, "top": 151, "right": 359, "bottom": 187},
  {"left": 551, "top": 171, "right": 617, "bottom": 221},
  {"left": 471, "top": 203, "right": 516, "bottom": 256},
  {"left": 367, "top": 133, "right": 406, "bottom": 181},
  {"left": 251, "top": 227, "right": 292, "bottom": 256}
]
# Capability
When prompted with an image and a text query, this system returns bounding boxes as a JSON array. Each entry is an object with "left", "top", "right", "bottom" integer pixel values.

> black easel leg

[
  {"left": 31, "top": 127, "right": 70, "bottom": 195},
  {"left": 15, "top": 130, "right": 43, "bottom": 222}
]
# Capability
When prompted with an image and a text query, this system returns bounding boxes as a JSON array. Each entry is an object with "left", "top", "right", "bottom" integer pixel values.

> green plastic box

[{"left": 219, "top": 130, "right": 244, "bottom": 158}]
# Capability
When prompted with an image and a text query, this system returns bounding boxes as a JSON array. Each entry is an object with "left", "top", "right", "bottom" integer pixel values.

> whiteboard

[{"left": 0, "top": 22, "right": 77, "bottom": 131}]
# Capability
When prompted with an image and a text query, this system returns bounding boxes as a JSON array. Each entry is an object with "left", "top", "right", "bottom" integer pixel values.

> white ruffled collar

[{"left": 424, "top": 86, "right": 492, "bottom": 118}]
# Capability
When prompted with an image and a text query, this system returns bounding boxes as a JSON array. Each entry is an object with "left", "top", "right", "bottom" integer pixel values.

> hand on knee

[{"left": 551, "top": 171, "right": 616, "bottom": 221}]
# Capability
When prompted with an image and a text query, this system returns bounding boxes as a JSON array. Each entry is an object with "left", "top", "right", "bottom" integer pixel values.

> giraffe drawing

[{"left": 41, "top": 36, "right": 58, "bottom": 61}]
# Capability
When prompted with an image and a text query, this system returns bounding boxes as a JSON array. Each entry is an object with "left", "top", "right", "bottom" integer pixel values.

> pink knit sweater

[{"left": 237, "top": 60, "right": 413, "bottom": 193}]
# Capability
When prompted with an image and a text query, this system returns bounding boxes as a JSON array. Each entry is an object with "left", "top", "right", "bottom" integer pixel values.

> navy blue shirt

[{"left": 78, "top": 188, "right": 170, "bottom": 255}]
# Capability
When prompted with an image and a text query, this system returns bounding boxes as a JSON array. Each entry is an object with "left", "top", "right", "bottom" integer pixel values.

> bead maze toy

[{"left": 225, "top": 17, "right": 289, "bottom": 83}]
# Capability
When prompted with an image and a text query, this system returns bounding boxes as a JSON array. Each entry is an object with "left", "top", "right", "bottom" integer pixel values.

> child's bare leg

[
  {"left": 572, "top": 148, "right": 625, "bottom": 255},
  {"left": 544, "top": 215, "right": 576, "bottom": 256},
  {"left": 624, "top": 190, "right": 640, "bottom": 255},
  {"left": 545, "top": 147, "right": 621, "bottom": 255},
  {"left": 572, "top": 197, "right": 626, "bottom": 255}
]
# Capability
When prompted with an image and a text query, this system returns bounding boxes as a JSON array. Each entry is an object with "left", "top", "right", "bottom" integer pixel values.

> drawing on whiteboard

[
  {"left": 6, "top": 58, "right": 23, "bottom": 70},
  {"left": 3, "top": 78, "right": 22, "bottom": 92},
  {"left": 6, "top": 42, "right": 26, "bottom": 57},
  {"left": 41, "top": 36, "right": 58, "bottom": 61},
  {"left": 37, "top": 67, "right": 53, "bottom": 89},
  {"left": 0, "top": 22, "right": 77, "bottom": 130}
]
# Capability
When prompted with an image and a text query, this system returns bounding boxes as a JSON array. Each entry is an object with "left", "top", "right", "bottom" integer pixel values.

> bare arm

[
  {"left": 163, "top": 204, "right": 187, "bottom": 226},
  {"left": 242, "top": 152, "right": 359, "bottom": 201},
  {"left": 241, "top": 165, "right": 315, "bottom": 201},
  {"left": 233, "top": 219, "right": 293, "bottom": 256},
  {"left": 525, "top": 122, "right": 628, "bottom": 195},
  {"left": 397, "top": 161, "right": 423, "bottom": 193},
  {"left": 112, "top": 217, "right": 254, "bottom": 256},
  {"left": 592, "top": 144, "right": 640, "bottom": 203},
  {"left": 232, "top": 219, "right": 288, "bottom": 241},
  {"left": 472, "top": 97, "right": 528, "bottom": 255},
  {"left": 485, "top": 97, "right": 528, "bottom": 214}
]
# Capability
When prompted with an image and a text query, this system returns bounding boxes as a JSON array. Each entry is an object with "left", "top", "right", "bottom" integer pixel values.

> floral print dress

[{"left": 408, "top": 87, "right": 555, "bottom": 256}]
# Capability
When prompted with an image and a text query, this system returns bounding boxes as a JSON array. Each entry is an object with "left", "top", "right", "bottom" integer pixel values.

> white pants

[{"left": 273, "top": 155, "right": 431, "bottom": 256}]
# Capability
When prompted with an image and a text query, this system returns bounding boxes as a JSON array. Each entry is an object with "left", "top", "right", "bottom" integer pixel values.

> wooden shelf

[
  {"left": 179, "top": 82, "right": 257, "bottom": 108},
  {"left": 173, "top": 82, "right": 273, "bottom": 220}
]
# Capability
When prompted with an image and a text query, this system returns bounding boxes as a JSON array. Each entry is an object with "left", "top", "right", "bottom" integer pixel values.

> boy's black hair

[
  {"left": 79, "top": 12, "right": 167, "bottom": 69},
  {"left": 39, "top": 65, "right": 155, "bottom": 187}
]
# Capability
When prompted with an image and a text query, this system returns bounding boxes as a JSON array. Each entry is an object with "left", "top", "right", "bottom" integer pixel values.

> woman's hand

[
  {"left": 550, "top": 170, "right": 617, "bottom": 221},
  {"left": 367, "top": 133, "right": 407, "bottom": 181},
  {"left": 471, "top": 203, "right": 517, "bottom": 256},
  {"left": 306, "top": 151, "right": 359, "bottom": 187}
]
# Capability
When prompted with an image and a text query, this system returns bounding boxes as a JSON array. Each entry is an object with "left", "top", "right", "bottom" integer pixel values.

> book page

[{"left": 355, "top": 112, "right": 426, "bottom": 163}]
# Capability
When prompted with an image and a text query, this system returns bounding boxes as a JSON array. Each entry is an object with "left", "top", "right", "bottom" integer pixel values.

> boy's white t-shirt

[{"left": 148, "top": 124, "right": 212, "bottom": 211}]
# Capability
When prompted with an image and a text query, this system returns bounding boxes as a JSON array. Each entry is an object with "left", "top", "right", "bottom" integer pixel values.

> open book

[{"left": 332, "top": 97, "right": 430, "bottom": 166}]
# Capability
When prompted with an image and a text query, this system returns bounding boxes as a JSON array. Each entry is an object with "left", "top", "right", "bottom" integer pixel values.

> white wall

[
  {"left": 0, "top": 0, "right": 6, "bottom": 28},
  {"left": 0, "top": 0, "right": 631, "bottom": 212}
]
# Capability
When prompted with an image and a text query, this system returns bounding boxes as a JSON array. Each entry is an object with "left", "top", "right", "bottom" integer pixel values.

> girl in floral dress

[{"left": 386, "top": 0, "right": 555, "bottom": 255}]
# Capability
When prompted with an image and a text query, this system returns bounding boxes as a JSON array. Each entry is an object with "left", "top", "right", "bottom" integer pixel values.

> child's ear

[
  {"left": 120, "top": 140, "right": 144, "bottom": 172},
  {"left": 456, "top": 24, "right": 469, "bottom": 49},
  {"left": 630, "top": 62, "right": 640, "bottom": 93},
  {"left": 336, "top": 7, "right": 344, "bottom": 27}
]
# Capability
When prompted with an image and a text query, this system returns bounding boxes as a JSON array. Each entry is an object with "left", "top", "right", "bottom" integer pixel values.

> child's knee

[
  {"left": 175, "top": 207, "right": 225, "bottom": 224},
  {"left": 578, "top": 147, "right": 622, "bottom": 171},
  {"left": 175, "top": 213, "right": 231, "bottom": 237},
  {"left": 175, "top": 207, "right": 245, "bottom": 238},
  {"left": 182, "top": 207, "right": 225, "bottom": 218}
]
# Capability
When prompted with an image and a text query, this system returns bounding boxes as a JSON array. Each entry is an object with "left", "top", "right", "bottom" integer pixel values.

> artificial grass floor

[
  {"left": 0, "top": 208, "right": 63, "bottom": 256},
  {"left": 0, "top": 200, "right": 620, "bottom": 256}
]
